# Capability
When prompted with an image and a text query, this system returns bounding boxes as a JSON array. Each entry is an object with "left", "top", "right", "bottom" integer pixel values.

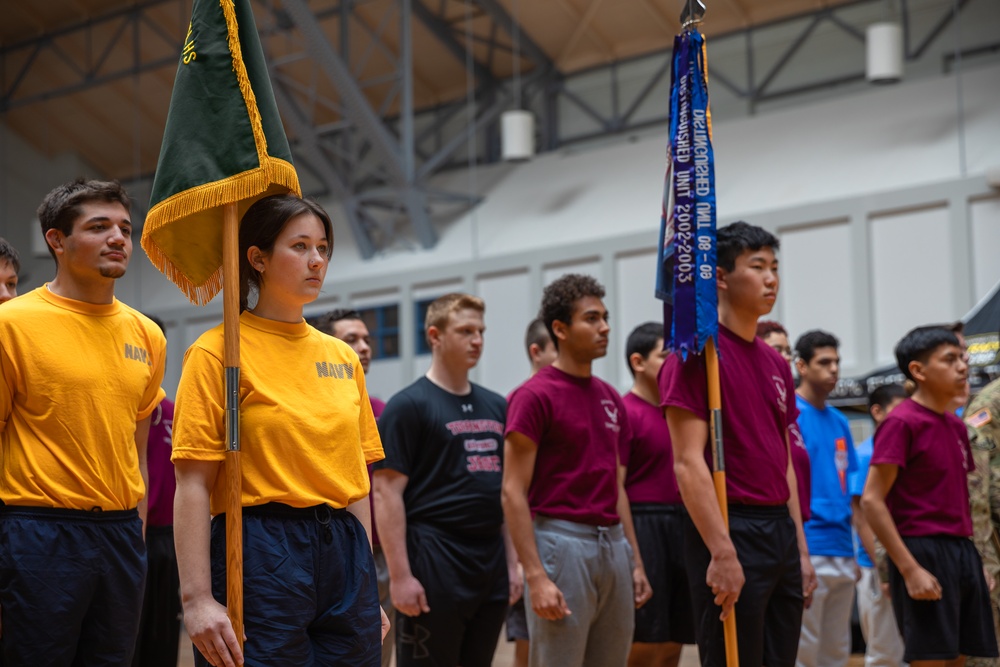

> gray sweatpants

[{"left": 525, "top": 517, "right": 635, "bottom": 667}]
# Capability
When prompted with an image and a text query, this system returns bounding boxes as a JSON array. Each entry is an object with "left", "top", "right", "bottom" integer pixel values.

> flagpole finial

[{"left": 681, "top": 0, "right": 705, "bottom": 30}]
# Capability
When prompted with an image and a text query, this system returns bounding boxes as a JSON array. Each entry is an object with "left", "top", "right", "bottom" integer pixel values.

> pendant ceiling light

[{"left": 501, "top": 0, "right": 535, "bottom": 161}]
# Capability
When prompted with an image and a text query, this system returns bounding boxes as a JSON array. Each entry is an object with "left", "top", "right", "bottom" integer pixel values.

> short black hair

[
  {"left": 894, "top": 325, "right": 962, "bottom": 383},
  {"left": 314, "top": 308, "right": 362, "bottom": 334},
  {"left": 625, "top": 322, "right": 664, "bottom": 377},
  {"left": 37, "top": 179, "right": 132, "bottom": 262},
  {"left": 868, "top": 383, "right": 907, "bottom": 413},
  {"left": 717, "top": 221, "right": 780, "bottom": 272},
  {"left": 795, "top": 329, "right": 839, "bottom": 364},
  {"left": 524, "top": 318, "right": 551, "bottom": 360},
  {"left": 539, "top": 274, "right": 605, "bottom": 350},
  {"left": 0, "top": 237, "right": 19, "bottom": 274}
]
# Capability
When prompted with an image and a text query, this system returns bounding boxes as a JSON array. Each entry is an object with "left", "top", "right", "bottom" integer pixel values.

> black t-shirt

[{"left": 374, "top": 377, "right": 507, "bottom": 536}]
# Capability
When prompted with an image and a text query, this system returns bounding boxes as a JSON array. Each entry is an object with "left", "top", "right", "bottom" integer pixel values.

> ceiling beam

[
  {"left": 473, "top": 0, "right": 557, "bottom": 74},
  {"left": 282, "top": 0, "right": 407, "bottom": 185},
  {"left": 412, "top": 0, "right": 496, "bottom": 85}
]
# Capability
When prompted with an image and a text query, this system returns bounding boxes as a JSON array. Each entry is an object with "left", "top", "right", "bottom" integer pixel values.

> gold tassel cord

[
  {"left": 221, "top": 0, "right": 276, "bottom": 172},
  {"left": 141, "top": 158, "right": 300, "bottom": 305}
]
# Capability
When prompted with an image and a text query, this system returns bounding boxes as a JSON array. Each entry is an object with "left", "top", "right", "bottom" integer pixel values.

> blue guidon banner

[{"left": 656, "top": 28, "right": 718, "bottom": 359}]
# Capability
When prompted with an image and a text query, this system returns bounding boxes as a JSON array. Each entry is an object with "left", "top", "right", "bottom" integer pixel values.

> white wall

[
  {"left": 4, "top": 62, "right": 1000, "bottom": 400},
  {"left": 779, "top": 220, "right": 857, "bottom": 366},
  {"left": 972, "top": 197, "right": 1000, "bottom": 300},
  {"left": 870, "top": 205, "right": 956, "bottom": 365}
]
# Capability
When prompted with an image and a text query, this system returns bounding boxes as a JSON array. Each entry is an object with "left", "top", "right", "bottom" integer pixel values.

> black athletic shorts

[
  {"left": 685, "top": 504, "right": 803, "bottom": 667},
  {"left": 889, "top": 535, "right": 999, "bottom": 662},
  {"left": 397, "top": 523, "right": 508, "bottom": 667},
  {"left": 632, "top": 504, "right": 695, "bottom": 644},
  {"left": 133, "top": 525, "right": 182, "bottom": 667},
  {"left": 506, "top": 596, "right": 529, "bottom": 642}
]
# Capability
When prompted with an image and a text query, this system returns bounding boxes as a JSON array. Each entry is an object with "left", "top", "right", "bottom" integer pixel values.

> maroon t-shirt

[
  {"left": 789, "top": 422, "right": 811, "bottom": 522},
  {"left": 622, "top": 391, "right": 682, "bottom": 505},
  {"left": 146, "top": 398, "right": 175, "bottom": 528},
  {"left": 367, "top": 396, "right": 386, "bottom": 547},
  {"left": 506, "top": 365, "right": 631, "bottom": 526},
  {"left": 659, "top": 325, "right": 798, "bottom": 506},
  {"left": 871, "top": 398, "right": 973, "bottom": 538}
]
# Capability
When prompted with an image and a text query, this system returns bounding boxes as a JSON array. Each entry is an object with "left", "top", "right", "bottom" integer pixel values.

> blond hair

[{"left": 425, "top": 293, "right": 485, "bottom": 336}]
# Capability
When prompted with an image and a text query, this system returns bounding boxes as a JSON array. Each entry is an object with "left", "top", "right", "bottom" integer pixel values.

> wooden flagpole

[
  {"left": 222, "top": 202, "right": 244, "bottom": 649},
  {"left": 706, "top": 336, "right": 737, "bottom": 667}
]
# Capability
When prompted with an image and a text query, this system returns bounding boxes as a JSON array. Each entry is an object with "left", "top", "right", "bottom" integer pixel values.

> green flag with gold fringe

[{"left": 143, "top": 0, "right": 299, "bottom": 306}]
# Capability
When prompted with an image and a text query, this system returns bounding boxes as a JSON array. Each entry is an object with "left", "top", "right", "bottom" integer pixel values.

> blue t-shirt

[
  {"left": 848, "top": 436, "right": 874, "bottom": 568},
  {"left": 797, "top": 396, "right": 858, "bottom": 557}
]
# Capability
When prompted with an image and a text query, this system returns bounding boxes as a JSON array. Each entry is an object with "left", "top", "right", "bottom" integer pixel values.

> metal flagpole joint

[{"left": 225, "top": 367, "right": 241, "bottom": 452}]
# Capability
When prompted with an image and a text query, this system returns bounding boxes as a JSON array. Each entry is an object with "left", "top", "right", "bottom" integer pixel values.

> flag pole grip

[
  {"left": 707, "top": 337, "right": 739, "bottom": 667},
  {"left": 222, "top": 202, "right": 244, "bottom": 649}
]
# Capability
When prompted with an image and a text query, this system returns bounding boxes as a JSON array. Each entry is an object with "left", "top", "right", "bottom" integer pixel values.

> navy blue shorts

[
  {"left": 0, "top": 505, "right": 146, "bottom": 666},
  {"left": 889, "top": 535, "right": 999, "bottom": 662},
  {"left": 632, "top": 504, "right": 695, "bottom": 645},
  {"left": 685, "top": 504, "right": 803, "bottom": 667},
  {"left": 196, "top": 503, "right": 381, "bottom": 667}
]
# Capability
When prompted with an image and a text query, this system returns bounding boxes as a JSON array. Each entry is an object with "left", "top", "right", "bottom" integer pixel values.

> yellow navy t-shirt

[
  {"left": 0, "top": 286, "right": 166, "bottom": 510},
  {"left": 172, "top": 311, "right": 383, "bottom": 514}
]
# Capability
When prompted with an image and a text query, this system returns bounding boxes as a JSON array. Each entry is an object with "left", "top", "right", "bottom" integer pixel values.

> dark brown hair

[{"left": 239, "top": 195, "right": 334, "bottom": 312}]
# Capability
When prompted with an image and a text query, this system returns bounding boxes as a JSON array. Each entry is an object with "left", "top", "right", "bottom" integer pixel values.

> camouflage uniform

[{"left": 967, "top": 378, "right": 1000, "bottom": 667}]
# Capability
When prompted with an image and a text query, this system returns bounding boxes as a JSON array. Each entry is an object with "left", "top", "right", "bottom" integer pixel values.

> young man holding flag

[{"left": 661, "top": 222, "right": 817, "bottom": 667}]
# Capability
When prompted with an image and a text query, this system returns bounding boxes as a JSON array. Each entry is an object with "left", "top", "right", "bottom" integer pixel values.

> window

[{"left": 358, "top": 304, "right": 400, "bottom": 360}]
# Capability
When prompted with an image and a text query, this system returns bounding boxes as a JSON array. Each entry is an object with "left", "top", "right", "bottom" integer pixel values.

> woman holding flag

[{"left": 172, "top": 194, "right": 388, "bottom": 667}]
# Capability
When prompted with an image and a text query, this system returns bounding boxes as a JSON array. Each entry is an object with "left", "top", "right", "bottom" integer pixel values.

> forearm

[
  {"left": 501, "top": 523, "right": 519, "bottom": 571},
  {"left": 786, "top": 460, "right": 809, "bottom": 559},
  {"left": 502, "top": 486, "right": 545, "bottom": 582},
  {"left": 135, "top": 417, "right": 151, "bottom": 533},
  {"left": 373, "top": 486, "right": 412, "bottom": 580},
  {"left": 861, "top": 495, "right": 919, "bottom": 576},
  {"left": 616, "top": 470, "right": 645, "bottom": 570},
  {"left": 676, "top": 457, "right": 734, "bottom": 558},
  {"left": 347, "top": 497, "right": 373, "bottom": 551},
  {"left": 174, "top": 473, "right": 215, "bottom": 606},
  {"left": 853, "top": 498, "right": 879, "bottom": 564},
  {"left": 138, "top": 461, "right": 149, "bottom": 535}
]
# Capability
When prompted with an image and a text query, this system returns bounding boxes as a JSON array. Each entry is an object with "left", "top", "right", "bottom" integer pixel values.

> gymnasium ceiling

[{"left": 1, "top": 0, "right": 865, "bottom": 182}]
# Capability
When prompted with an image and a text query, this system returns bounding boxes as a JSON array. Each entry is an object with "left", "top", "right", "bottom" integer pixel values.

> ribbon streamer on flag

[
  {"left": 656, "top": 28, "right": 718, "bottom": 359},
  {"left": 142, "top": 0, "right": 302, "bottom": 652}
]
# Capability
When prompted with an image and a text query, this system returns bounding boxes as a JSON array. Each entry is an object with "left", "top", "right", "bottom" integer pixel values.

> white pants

[
  {"left": 796, "top": 555, "right": 856, "bottom": 667},
  {"left": 856, "top": 565, "right": 906, "bottom": 667}
]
